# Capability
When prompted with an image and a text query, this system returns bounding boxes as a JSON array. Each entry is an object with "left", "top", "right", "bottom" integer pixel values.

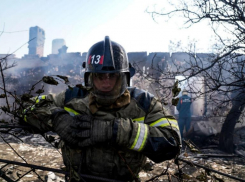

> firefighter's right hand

[
  {"left": 70, "top": 114, "right": 114, "bottom": 147},
  {"left": 52, "top": 113, "right": 80, "bottom": 146}
]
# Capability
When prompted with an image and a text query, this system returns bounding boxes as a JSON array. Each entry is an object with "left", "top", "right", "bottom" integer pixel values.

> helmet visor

[{"left": 91, "top": 72, "right": 127, "bottom": 100}]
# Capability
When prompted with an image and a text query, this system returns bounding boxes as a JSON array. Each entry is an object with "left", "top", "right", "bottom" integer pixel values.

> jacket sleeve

[
  {"left": 22, "top": 91, "right": 66, "bottom": 133},
  {"left": 114, "top": 97, "right": 181, "bottom": 163}
]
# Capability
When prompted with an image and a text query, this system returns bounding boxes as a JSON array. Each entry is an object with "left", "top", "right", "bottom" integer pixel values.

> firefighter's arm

[
  {"left": 22, "top": 91, "right": 66, "bottom": 132},
  {"left": 114, "top": 98, "right": 181, "bottom": 163}
]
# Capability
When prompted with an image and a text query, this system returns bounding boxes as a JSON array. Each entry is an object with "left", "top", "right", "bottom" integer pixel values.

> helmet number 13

[{"left": 91, "top": 55, "right": 101, "bottom": 64}]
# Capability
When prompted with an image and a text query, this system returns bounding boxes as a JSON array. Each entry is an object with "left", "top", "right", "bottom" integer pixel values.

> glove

[
  {"left": 71, "top": 114, "right": 114, "bottom": 147},
  {"left": 52, "top": 112, "right": 80, "bottom": 146}
]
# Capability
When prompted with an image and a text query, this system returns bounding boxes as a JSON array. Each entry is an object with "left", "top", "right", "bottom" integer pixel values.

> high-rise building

[
  {"left": 28, "top": 26, "right": 45, "bottom": 57},
  {"left": 52, "top": 39, "right": 66, "bottom": 54}
]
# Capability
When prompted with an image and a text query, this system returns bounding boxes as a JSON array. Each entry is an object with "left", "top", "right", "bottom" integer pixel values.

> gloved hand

[
  {"left": 52, "top": 112, "right": 80, "bottom": 146},
  {"left": 71, "top": 114, "right": 114, "bottom": 147}
]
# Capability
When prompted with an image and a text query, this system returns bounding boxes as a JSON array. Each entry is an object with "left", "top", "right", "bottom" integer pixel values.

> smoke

[{"left": 2, "top": 53, "right": 85, "bottom": 96}]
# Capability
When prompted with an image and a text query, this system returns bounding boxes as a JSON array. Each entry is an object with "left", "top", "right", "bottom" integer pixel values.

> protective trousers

[{"left": 178, "top": 116, "right": 191, "bottom": 139}]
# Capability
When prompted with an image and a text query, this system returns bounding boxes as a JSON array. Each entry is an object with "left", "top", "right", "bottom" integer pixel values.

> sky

[{"left": 0, "top": 0, "right": 216, "bottom": 58}]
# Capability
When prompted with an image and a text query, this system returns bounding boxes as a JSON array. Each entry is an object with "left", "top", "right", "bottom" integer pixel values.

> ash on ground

[{"left": 0, "top": 125, "right": 244, "bottom": 182}]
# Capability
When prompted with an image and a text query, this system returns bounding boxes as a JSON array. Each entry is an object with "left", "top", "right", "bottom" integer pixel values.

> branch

[
  {"left": 0, "top": 59, "right": 10, "bottom": 111},
  {"left": 0, "top": 134, "right": 44, "bottom": 181}
]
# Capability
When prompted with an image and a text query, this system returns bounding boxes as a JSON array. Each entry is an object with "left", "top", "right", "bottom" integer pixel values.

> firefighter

[
  {"left": 23, "top": 36, "right": 181, "bottom": 182},
  {"left": 177, "top": 89, "right": 192, "bottom": 138}
]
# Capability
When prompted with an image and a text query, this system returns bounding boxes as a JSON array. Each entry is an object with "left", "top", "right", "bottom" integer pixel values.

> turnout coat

[{"left": 23, "top": 86, "right": 181, "bottom": 181}]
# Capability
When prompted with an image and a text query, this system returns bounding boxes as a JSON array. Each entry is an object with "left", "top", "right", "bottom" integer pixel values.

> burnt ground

[{"left": 0, "top": 127, "right": 244, "bottom": 182}]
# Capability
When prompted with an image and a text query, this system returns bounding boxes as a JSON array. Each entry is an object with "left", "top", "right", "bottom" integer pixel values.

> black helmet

[
  {"left": 82, "top": 36, "right": 135, "bottom": 104},
  {"left": 83, "top": 36, "right": 134, "bottom": 86}
]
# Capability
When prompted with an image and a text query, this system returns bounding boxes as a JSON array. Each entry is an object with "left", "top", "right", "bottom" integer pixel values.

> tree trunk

[{"left": 219, "top": 93, "right": 245, "bottom": 153}]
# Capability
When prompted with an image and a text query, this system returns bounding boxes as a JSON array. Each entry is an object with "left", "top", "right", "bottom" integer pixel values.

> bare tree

[{"left": 147, "top": 0, "right": 245, "bottom": 153}]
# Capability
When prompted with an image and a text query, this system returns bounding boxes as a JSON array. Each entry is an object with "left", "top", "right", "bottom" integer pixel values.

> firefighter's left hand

[{"left": 70, "top": 114, "right": 114, "bottom": 147}]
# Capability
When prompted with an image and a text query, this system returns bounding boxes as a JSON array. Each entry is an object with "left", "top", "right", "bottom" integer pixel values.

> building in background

[
  {"left": 52, "top": 39, "right": 66, "bottom": 54},
  {"left": 28, "top": 26, "right": 45, "bottom": 57}
]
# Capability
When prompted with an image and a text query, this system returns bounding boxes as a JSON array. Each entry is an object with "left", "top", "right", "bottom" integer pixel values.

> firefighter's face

[{"left": 92, "top": 73, "right": 119, "bottom": 92}]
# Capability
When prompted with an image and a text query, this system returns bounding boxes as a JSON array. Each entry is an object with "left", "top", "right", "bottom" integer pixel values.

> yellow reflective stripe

[
  {"left": 24, "top": 115, "right": 27, "bottom": 122},
  {"left": 134, "top": 124, "right": 145, "bottom": 150},
  {"left": 35, "top": 95, "right": 46, "bottom": 103},
  {"left": 64, "top": 107, "right": 80, "bottom": 116},
  {"left": 35, "top": 96, "right": 39, "bottom": 103},
  {"left": 150, "top": 118, "right": 177, "bottom": 126},
  {"left": 23, "top": 105, "right": 36, "bottom": 122},
  {"left": 139, "top": 125, "right": 148, "bottom": 151},
  {"left": 130, "top": 123, "right": 141, "bottom": 150},
  {"left": 130, "top": 123, "right": 148, "bottom": 151},
  {"left": 132, "top": 117, "right": 145, "bottom": 123},
  {"left": 150, "top": 118, "right": 179, "bottom": 130},
  {"left": 23, "top": 105, "right": 34, "bottom": 114}
]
